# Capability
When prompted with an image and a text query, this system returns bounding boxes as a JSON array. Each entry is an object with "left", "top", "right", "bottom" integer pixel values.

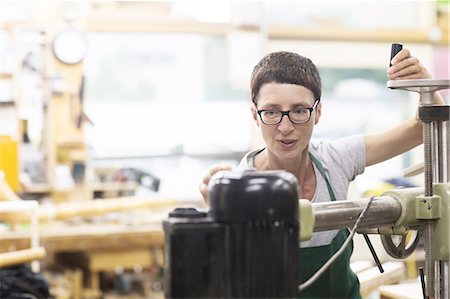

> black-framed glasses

[{"left": 257, "top": 100, "right": 320, "bottom": 125}]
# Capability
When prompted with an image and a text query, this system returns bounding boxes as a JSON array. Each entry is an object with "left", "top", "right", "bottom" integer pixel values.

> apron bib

[{"left": 298, "top": 153, "right": 361, "bottom": 298}]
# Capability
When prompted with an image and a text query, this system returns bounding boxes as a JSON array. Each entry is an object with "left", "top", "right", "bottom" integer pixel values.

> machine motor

[{"left": 163, "top": 170, "right": 300, "bottom": 298}]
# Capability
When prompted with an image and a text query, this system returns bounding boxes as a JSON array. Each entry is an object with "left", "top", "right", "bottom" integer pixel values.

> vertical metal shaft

[
  {"left": 435, "top": 260, "right": 441, "bottom": 299},
  {"left": 447, "top": 120, "right": 450, "bottom": 181},
  {"left": 424, "top": 122, "right": 434, "bottom": 196},
  {"left": 424, "top": 222, "right": 435, "bottom": 298},
  {"left": 436, "top": 120, "right": 449, "bottom": 299},
  {"left": 441, "top": 262, "right": 449, "bottom": 299},
  {"left": 441, "top": 119, "right": 450, "bottom": 299},
  {"left": 433, "top": 120, "right": 449, "bottom": 298},
  {"left": 423, "top": 121, "right": 435, "bottom": 297},
  {"left": 434, "top": 121, "right": 449, "bottom": 182}
]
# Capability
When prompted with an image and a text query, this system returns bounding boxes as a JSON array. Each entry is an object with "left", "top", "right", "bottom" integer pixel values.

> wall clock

[{"left": 52, "top": 28, "right": 87, "bottom": 65}]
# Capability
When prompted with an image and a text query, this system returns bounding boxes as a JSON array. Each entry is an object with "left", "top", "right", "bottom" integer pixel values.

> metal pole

[
  {"left": 447, "top": 120, "right": 450, "bottom": 181},
  {"left": 433, "top": 120, "right": 448, "bottom": 183},
  {"left": 386, "top": 79, "right": 450, "bottom": 298},
  {"left": 424, "top": 121, "right": 434, "bottom": 196},
  {"left": 440, "top": 119, "right": 450, "bottom": 299},
  {"left": 433, "top": 119, "right": 449, "bottom": 298},
  {"left": 423, "top": 120, "right": 435, "bottom": 298},
  {"left": 441, "top": 262, "right": 449, "bottom": 299},
  {"left": 312, "top": 196, "right": 402, "bottom": 232}
]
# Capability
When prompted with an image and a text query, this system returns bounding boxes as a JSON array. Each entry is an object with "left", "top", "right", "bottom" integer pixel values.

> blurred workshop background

[{"left": 0, "top": 1, "right": 449, "bottom": 299}]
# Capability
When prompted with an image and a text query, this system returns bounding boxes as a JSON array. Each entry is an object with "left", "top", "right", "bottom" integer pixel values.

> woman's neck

[{"left": 254, "top": 148, "right": 316, "bottom": 200}]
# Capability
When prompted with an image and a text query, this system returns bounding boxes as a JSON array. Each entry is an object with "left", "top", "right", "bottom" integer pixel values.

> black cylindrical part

[
  {"left": 163, "top": 170, "right": 300, "bottom": 298},
  {"left": 163, "top": 210, "right": 226, "bottom": 298},
  {"left": 390, "top": 43, "right": 403, "bottom": 67}
]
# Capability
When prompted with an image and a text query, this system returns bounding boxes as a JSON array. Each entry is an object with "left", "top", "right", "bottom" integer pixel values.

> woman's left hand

[{"left": 388, "top": 48, "right": 431, "bottom": 80}]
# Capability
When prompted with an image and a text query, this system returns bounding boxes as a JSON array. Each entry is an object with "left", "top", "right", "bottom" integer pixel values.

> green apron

[{"left": 298, "top": 153, "right": 361, "bottom": 299}]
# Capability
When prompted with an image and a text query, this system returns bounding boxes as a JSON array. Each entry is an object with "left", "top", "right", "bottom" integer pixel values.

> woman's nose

[{"left": 277, "top": 115, "right": 295, "bottom": 134}]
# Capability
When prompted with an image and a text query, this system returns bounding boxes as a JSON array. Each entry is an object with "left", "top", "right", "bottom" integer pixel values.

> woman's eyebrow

[
  {"left": 263, "top": 103, "right": 310, "bottom": 109},
  {"left": 261, "top": 104, "right": 280, "bottom": 109}
]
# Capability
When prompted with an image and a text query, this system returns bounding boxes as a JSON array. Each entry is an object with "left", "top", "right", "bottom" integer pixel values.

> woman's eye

[
  {"left": 264, "top": 110, "right": 279, "bottom": 117},
  {"left": 293, "top": 108, "right": 307, "bottom": 115}
]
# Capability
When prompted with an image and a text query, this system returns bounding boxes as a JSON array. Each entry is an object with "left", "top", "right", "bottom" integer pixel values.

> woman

[{"left": 200, "top": 49, "right": 444, "bottom": 298}]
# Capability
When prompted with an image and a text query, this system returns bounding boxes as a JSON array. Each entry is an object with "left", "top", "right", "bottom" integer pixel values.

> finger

[
  {"left": 202, "top": 164, "right": 233, "bottom": 186},
  {"left": 207, "top": 164, "right": 232, "bottom": 180},
  {"left": 200, "top": 164, "right": 233, "bottom": 204},
  {"left": 389, "top": 64, "right": 421, "bottom": 79},
  {"left": 395, "top": 72, "right": 428, "bottom": 80},
  {"left": 392, "top": 65, "right": 429, "bottom": 79},
  {"left": 218, "top": 164, "right": 233, "bottom": 171},
  {"left": 202, "top": 171, "right": 212, "bottom": 185},
  {"left": 209, "top": 164, "right": 223, "bottom": 174},
  {"left": 199, "top": 183, "right": 209, "bottom": 203},
  {"left": 211, "top": 164, "right": 232, "bottom": 173},
  {"left": 202, "top": 166, "right": 220, "bottom": 184},
  {"left": 391, "top": 48, "right": 411, "bottom": 65},
  {"left": 388, "top": 56, "right": 419, "bottom": 75}
]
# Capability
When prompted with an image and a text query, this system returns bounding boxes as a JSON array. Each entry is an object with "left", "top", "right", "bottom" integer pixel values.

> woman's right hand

[{"left": 199, "top": 164, "right": 233, "bottom": 204}]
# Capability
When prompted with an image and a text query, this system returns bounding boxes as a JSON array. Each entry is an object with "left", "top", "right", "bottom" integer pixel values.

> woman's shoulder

[
  {"left": 310, "top": 135, "right": 366, "bottom": 179},
  {"left": 310, "top": 135, "right": 365, "bottom": 157},
  {"left": 236, "top": 148, "right": 265, "bottom": 170}
]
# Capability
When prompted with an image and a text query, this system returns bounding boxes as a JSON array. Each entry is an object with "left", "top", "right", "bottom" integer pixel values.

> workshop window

[
  {"left": 84, "top": 32, "right": 251, "bottom": 158},
  {"left": 316, "top": 67, "right": 410, "bottom": 140}
]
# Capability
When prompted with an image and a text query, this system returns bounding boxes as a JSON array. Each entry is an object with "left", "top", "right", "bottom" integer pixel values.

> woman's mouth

[{"left": 278, "top": 139, "right": 296, "bottom": 149}]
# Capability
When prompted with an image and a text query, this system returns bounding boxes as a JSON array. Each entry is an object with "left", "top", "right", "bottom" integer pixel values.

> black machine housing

[{"left": 163, "top": 170, "right": 300, "bottom": 298}]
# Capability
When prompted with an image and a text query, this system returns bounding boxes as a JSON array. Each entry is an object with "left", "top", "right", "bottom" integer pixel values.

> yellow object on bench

[{"left": 0, "top": 136, "right": 19, "bottom": 192}]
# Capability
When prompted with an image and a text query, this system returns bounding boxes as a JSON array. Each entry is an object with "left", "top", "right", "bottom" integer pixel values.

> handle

[
  {"left": 363, "top": 234, "right": 384, "bottom": 273},
  {"left": 419, "top": 267, "right": 427, "bottom": 299},
  {"left": 390, "top": 43, "right": 403, "bottom": 67}
]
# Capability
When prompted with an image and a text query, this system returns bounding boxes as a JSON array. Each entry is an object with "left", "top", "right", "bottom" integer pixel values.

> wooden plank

[
  {"left": 0, "top": 247, "right": 45, "bottom": 268},
  {"left": 379, "top": 282, "right": 422, "bottom": 299},
  {"left": 90, "top": 182, "right": 139, "bottom": 193},
  {"left": 88, "top": 17, "right": 230, "bottom": 35},
  {"left": 358, "top": 261, "right": 406, "bottom": 296},
  {"left": 0, "top": 222, "right": 165, "bottom": 252},
  {"left": 0, "top": 197, "right": 196, "bottom": 222},
  {"left": 403, "top": 162, "right": 424, "bottom": 177},
  {"left": 88, "top": 249, "right": 152, "bottom": 272},
  {"left": 268, "top": 26, "right": 448, "bottom": 45}
]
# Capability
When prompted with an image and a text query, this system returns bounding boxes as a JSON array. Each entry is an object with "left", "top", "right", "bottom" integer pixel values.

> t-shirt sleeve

[
  {"left": 236, "top": 157, "right": 250, "bottom": 170},
  {"left": 318, "top": 135, "right": 366, "bottom": 181},
  {"left": 331, "top": 136, "right": 366, "bottom": 181}
]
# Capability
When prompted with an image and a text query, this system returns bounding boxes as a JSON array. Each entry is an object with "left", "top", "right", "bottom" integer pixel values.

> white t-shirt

[{"left": 237, "top": 135, "right": 366, "bottom": 247}]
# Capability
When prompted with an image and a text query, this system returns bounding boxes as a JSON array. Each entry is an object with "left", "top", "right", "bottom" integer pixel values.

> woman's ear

[
  {"left": 251, "top": 104, "right": 259, "bottom": 127},
  {"left": 314, "top": 101, "right": 322, "bottom": 125}
]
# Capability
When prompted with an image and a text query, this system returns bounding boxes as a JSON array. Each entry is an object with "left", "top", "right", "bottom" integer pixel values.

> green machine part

[
  {"left": 432, "top": 183, "right": 450, "bottom": 261},
  {"left": 299, "top": 199, "right": 314, "bottom": 241},
  {"left": 382, "top": 184, "right": 449, "bottom": 261}
]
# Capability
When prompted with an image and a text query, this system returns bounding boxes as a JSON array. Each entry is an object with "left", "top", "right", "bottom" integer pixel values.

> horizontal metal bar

[{"left": 312, "top": 196, "right": 402, "bottom": 232}]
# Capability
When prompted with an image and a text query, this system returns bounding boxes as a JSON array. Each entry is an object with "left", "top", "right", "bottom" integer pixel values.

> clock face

[{"left": 52, "top": 28, "right": 87, "bottom": 65}]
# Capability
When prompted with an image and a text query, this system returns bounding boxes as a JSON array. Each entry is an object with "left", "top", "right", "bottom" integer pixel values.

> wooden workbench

[
  {"left": 0, "top": 218, "right": 166, "bottom": 299},
  {"left": 0, "top": 221, "right": 164, "bottom": 252},
  {"left": 0, "top": 198, "right": 203, "bottom": 252}
]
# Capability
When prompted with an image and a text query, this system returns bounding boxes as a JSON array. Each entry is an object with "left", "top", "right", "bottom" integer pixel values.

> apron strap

[
  {"left": 300, "top": 152, "right": 360, "bottom": 298},
  {"left": 308, "top": 152, "right": 336, "bottom": 202}
]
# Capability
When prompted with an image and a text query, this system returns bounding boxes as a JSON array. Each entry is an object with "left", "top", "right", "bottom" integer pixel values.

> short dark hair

[{"left": 250, "top": 51, "right": 322, "bottom": 105}]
